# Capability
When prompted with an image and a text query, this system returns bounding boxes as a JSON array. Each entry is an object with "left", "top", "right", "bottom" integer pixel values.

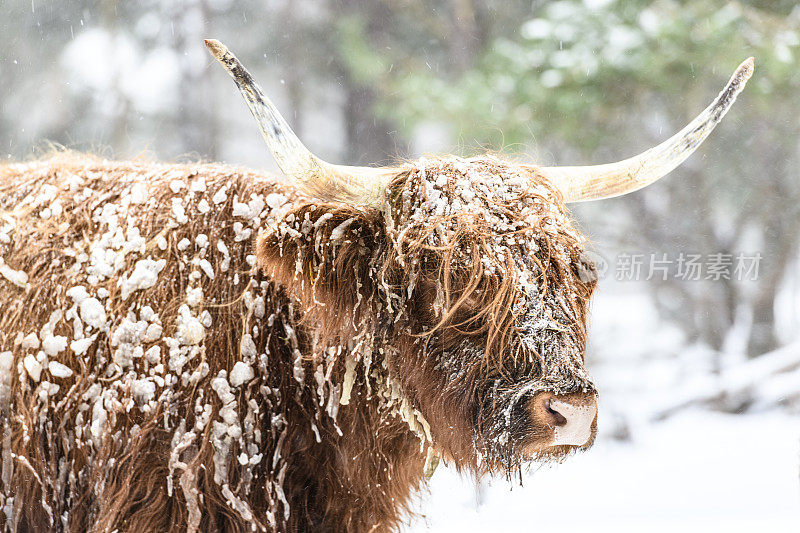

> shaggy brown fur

[{"left": 0, "top": 151, "right": 597, "bottom": 532}]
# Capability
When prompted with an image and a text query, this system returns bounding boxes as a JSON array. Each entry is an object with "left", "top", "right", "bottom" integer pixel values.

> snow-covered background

[{"left": 2, "top": 1, "right": 799, "bottom": 530}]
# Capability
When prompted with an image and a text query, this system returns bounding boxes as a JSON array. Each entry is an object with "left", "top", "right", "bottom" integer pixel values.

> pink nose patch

[{"left": 549, "top": 398, "right": 597, "bottom": 446}]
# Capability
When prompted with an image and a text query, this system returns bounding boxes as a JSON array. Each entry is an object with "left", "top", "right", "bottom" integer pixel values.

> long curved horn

[
  {"left": 205, "top": 39, "right": 395, "bottom": 205},
  {"left": 539, "top": 58, "right": 754, "bottom": 203}
]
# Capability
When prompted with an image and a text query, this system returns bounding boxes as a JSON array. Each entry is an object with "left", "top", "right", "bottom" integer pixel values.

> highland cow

[{"left": 0, "top": 40, "right": 752, "bottom": 532}]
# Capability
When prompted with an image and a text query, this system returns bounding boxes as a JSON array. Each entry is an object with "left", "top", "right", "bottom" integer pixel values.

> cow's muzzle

[{"left": 531, "top": 391, "right": 597, "bottom": 447}]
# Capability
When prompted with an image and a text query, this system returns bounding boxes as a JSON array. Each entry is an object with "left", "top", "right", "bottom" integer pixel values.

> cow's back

[{"left": 0, "top": 153, "right": 315, "bottom": 531}]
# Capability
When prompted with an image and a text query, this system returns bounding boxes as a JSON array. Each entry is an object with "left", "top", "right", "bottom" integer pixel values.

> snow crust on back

[
  {"left": 119, "top": 258, "right": 166, "bottom": 300},
  {"left": 0, "top": 154, "right": 300, "bottom": 530}
]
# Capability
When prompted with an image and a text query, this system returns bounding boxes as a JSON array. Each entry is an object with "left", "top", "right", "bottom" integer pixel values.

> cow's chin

[{"left": 460, "top": 419, "right": 597, "bottom": 477}]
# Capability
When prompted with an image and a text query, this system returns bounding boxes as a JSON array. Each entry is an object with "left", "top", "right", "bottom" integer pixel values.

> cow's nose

[{"left": 533, "top": 392, "right": 597, "bottom": 446}]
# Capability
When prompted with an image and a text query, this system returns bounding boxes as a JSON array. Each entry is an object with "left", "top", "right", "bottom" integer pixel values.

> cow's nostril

[
  {"left": 544, "top": 400, "right": 568, "bottom": 426},
  {"left": 532, "top": 392, "right": 597, "bottom": 447}
]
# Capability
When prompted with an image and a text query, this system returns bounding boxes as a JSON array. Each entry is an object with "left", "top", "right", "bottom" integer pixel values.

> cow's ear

[{"left": 256, "top": 204, "right": 385, "bottom": 311}]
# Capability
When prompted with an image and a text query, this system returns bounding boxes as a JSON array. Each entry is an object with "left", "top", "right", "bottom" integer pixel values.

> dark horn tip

[
  {"left": 204, "top": 39, "right": 229, "bottom": 61},
  {"left": 738, "top": 57, "right": 755, "bottom": 81}
]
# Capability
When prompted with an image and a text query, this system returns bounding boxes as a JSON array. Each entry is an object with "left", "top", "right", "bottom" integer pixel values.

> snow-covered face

[
  {"left": 383, "top": 156, "right": 599, "bottom": 473},
  {"left": 258, "top": 155, "right": 599, "bottom": 474}
]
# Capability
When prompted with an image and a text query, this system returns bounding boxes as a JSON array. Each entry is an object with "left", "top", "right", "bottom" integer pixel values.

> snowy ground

[{"left": 406, "top": 409, "right": 800, "bottom": 532}]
